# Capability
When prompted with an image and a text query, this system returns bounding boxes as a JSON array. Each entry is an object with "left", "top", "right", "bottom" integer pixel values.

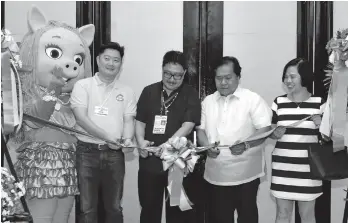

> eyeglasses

[{"left": 163, "top": 70, "right": 186, "bottom": 80}]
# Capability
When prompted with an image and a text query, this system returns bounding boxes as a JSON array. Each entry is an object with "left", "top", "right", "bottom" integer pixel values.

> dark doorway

[
  {"left": 183, "top": 1, "right": 223, "bottom": 99},
  {"left": 296, "top": 2, "right": 332, "bottom": 223},
  {"left": 75, "top": 2, "right": 111, "bottom": 222},
  {"left": 183, "top": 2, "right": 224, "bottom": 223}
]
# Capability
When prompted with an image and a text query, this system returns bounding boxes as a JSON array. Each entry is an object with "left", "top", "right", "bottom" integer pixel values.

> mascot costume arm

[{"left": 25, "top": 67, "right": 66, "bottom": 127}]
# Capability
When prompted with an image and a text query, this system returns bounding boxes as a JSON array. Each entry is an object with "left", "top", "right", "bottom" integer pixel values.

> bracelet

[{"left": 42, "top": 94, "right": 57, "bottom": 102}]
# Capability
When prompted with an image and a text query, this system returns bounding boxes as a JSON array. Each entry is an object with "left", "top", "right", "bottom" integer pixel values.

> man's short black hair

[
  {"left": 213, "top": 56, "right": 242, "bottom": 78},
  {"left": 99, "top": 42, "right": 125, "bottom": 59},
  {"left": 282, "top": 58, "right": 313, "bottom": 91},
  {"left": 162, "top": 50, "right": 187, "bottom": 70}
]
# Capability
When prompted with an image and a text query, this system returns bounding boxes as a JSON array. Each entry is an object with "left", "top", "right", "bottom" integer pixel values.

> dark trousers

[
  {"left": 207, "top": 178, "right": 260, "bottom": 223},
  {"left": 138, "top": 169, "right": 199, "bottom": 223},
  {"left": 76, "top": 141, "right": 125, "bottom": 223}
]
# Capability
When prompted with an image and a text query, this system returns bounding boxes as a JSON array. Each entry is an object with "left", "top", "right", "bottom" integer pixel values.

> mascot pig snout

[{"left": 61, "top": 60, "right": 81, "bottom": 79}]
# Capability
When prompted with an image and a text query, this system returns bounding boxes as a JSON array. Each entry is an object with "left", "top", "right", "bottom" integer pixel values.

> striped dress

[{"left": 270, "top": 94, "right": 325, "bottom": 201}]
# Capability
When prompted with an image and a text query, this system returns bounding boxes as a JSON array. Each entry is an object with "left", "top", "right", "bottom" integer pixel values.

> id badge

[
  {"left": 153, "top": 115, "right": 167, "bottom": 134},
  {"left": 94, "top": 106, "right": 109, "bottom": 116}
]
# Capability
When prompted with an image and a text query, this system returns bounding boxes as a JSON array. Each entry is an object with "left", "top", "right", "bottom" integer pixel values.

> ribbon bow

[{"left": 160, "top": 137, "right": 199, "bottom": 211}]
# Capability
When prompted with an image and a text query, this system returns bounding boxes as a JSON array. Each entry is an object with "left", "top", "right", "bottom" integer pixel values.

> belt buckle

[{"left": 97, "top": 144, "right": 104, "bottom": 150}]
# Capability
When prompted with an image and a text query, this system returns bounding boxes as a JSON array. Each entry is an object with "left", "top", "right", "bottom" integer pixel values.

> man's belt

[{"left": 77, "top": 140, "right": 110, "bottom": 151}]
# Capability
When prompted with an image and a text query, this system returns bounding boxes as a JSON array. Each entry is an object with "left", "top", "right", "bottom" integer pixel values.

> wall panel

[{"left": 224, "top": 2, "right": 297, "bottom": 222}]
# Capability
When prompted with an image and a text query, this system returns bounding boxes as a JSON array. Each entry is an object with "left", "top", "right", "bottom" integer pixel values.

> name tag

[
  {"left": 153, "top": 115, "right": 167, "bottom": 134},
  {"left": 94, "top": 106, "right": 109, "bottom": 116}
]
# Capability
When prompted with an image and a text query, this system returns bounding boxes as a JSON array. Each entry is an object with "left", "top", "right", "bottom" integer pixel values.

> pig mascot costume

[{"left": 13, "top": 6, "right": 95, "bottom": 223}]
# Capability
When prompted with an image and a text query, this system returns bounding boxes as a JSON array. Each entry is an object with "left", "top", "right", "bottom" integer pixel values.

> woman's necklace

[
  {"left": 288, "top": 92, "right": 311, "bottom": 109},
  {"left": 293, "top": 101, "right": 304, "bottom": 109}
]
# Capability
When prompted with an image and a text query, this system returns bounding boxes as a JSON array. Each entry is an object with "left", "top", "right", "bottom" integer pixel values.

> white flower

[
  {"left": 9, "top": 56, "right": 23, "bottom": 69},
  {"left": 2, "top": 209, "right": 10, "bottom": 216},
  {"left": 1, "top": 167, "right": 11, "bottom": 177},
  {"left": 7, "top": 200, "right": 13, "bottom": 207},
  {"left": 1, "top": 167, "right": 27, "bottom": 215},
  {"left": 2, "top": 191, "right": 9, "bottom": 199},
  {"left": 17, "top": 60, "right": 23, "bottom": 68}
]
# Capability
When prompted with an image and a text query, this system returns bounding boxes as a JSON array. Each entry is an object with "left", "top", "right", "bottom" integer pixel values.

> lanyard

[
  {"left": 94, "top": 78, "right": 114, "bottom": 107},
  {"left": 161, "top": 90, "right": 179, "bottom": 115}
]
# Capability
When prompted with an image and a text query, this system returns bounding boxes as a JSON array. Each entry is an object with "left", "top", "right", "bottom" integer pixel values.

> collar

[
  {"left": 160, "top": 81, "right": 184, "bottom": 97},
  {"left": 94, "top": 73, "right": 120, "bottom": 89},
  {"left": 215, "top": 86, "right": 243, "bottom": 101}
]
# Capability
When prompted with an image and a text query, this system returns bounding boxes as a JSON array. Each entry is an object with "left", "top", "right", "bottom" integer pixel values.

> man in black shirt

[{"left": 135, "top": 50, "right": 201, "bottom": 223}]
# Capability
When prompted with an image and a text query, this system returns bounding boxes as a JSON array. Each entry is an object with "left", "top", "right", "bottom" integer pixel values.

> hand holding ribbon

[
  {"left": 229, "top": 140, "right": 248, "bottom": 155},
  {"left": 22, "top": 113, "right": 134, "bottom": 149},
  {"left": 197, "top": 114, "right": 318, "bottom": 157}
]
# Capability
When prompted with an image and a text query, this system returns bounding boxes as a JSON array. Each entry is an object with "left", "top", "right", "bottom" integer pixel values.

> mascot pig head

[{"left": 19, "top": 6, "right": 95, "bottom": 95}]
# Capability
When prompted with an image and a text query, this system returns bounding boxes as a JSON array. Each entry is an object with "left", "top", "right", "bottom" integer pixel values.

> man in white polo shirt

[
  {"left": 197, "top": 56, "right": 272, "bottom": 223},
  {"left": 70, "top": 42, "right": 136, "bottom": 223}
]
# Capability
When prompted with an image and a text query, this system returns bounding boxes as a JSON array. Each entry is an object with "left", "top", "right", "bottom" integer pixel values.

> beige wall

[
  {"left": 5, "top": 1, "right": 76, "bottom": 42},
  {"left": 111, "top": 1, "right": 183, "bottom": 98},
  {"left": 111, "top": 2, "right": 183, "bottom": 222},
  {"left": 331, "top": 2, "right": 348, "bottom": 223},
  {"left": 223, "top": 2, "right": 297, "bottom": 222}
]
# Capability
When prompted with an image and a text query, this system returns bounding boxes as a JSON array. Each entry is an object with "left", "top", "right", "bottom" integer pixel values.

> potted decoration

[{"left": 1, "top": 167, "right": 30, "bottom": 223}]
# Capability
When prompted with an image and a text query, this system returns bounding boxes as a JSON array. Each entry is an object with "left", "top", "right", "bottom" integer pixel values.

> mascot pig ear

[
  {"left": 78, "top": 24, "right": 95, "bottom": 47},
  {"left": 27, "top": 6, "right": 47, "bottom": 32}
]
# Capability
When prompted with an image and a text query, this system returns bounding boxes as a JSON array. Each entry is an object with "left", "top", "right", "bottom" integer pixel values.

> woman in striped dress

[{"left": 270, "top": 58, "right": 325, "bottom": 223}]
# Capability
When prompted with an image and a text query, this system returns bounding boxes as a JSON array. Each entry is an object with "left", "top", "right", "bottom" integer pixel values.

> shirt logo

[{"left": 116, "top": 94, "right": 124, "bottom": 101}]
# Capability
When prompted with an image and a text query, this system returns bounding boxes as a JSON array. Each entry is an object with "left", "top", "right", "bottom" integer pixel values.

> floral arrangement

[
  {"left": 323, "top": 28, "right": 348, "bottom": 97},
  {"left": 1, "top": 167, "right": 26, "bottom": 222},
  {"left": 326, "top": 28, "right": 348, "bottom": 57},
  {"left": 1, "top": 29, "right": 22, "bottom": 69}
]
